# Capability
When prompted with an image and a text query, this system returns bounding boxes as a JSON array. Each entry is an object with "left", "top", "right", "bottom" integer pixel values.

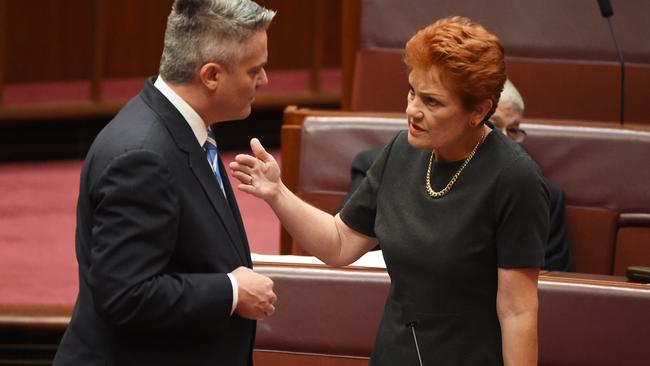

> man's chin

[
  {"left": 238, "top": 106, "right": 253, "bottom": 120},
  {"left": 227, "top": 103, "right": 253, "bottom": 121}
]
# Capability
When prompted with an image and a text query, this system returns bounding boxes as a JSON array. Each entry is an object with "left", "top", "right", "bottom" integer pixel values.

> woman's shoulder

[
  {"left": 484, "top": 131, "right": 544, "bottom": 185},
  {"left": 487, "top": 131, "right": 537, "bottom": 166},
  {"left": 387, "top": 130, "right": 430, "bottom": 161},
  {"left": 392, "top": 130, "right": 409, "bottom": 145}
]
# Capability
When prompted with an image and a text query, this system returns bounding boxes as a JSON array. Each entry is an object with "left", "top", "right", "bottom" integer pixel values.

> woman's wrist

[{"left": 265, "top": 180, "right": 287, "bottom": 207}]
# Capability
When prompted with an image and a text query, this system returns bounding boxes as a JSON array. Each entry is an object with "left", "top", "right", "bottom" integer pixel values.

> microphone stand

[
  {"left": 598, "top": 0, "right": 625, "bottom": 126},
  {"left": 606, "top": 16, "right": 625, "bottom": 126}
]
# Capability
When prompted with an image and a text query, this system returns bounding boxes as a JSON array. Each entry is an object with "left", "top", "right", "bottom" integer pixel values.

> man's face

[
  {"left": 492, "top": 100, "right": 525, "bottom": 142},
  {"left": 214, "top": 31, "right": 269, "bottom": 121}
]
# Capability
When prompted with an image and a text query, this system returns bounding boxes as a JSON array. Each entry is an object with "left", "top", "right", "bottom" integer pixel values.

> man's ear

[
  {"left": 199, "top": 62, "right": 223, "bottom": 90},
  {"left": 471, "top": 99, "right": 494, "bottom": 126}
]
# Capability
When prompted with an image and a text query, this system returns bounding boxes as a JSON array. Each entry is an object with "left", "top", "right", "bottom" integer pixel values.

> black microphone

[
  {"left": 597, "top": 0, "right": 625, "bottom": 125},
  {"left": 597, "top": 0, "right": 613, "bottom": 17}
]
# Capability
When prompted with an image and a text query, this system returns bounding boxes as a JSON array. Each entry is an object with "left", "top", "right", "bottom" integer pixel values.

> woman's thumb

[{"left": 250, "top": 138, "right": 271, "bottom": 161}]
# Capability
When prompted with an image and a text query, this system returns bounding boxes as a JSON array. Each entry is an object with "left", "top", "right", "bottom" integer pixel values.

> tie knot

[{"left": 204, "top": 129, "right": 217, "bottom": 151}]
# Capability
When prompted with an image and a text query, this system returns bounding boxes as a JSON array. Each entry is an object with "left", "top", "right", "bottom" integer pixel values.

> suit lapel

[
  {"left": 188, "top": 148, "right": 248, "bottom": 264},
  {"left": 139, "top": 78, "right": 248, "bottom": 265},
  {"left": 219, "top": 157, "right": 252, "bottom": 267}
]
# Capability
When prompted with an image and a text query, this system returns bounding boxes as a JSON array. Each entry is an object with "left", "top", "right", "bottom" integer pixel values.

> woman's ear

[
  {"left": 471, "top": 99, "right": 494, "bottom": 126},
  {"left": 199, "top": 62, "right": 223, "bottom": 90}
]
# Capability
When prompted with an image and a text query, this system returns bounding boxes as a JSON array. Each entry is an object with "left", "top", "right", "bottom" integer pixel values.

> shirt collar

[{"left": 154, "top": 76, "right": 208, "bottom": 146}]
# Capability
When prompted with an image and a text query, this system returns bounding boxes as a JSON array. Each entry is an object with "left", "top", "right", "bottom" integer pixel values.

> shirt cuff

[{"left": 226, "top": 273, "right": 238, "bottom": 315}]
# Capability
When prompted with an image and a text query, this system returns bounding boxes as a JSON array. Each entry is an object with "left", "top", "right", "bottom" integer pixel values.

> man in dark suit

[
  {"left": 53, "top": 1, "right": 277, "bottom": 365},
  {"left": 342, "top": 80, "right": 571, "bottom": 271}
]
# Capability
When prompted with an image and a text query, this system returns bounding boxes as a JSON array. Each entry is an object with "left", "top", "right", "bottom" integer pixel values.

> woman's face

[{"left": 406, "top": 66, "right": 479, "bottom": 155}]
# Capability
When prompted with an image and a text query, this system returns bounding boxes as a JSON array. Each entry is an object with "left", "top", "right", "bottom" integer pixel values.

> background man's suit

[{"left": 54, "top": 78, "right": 255, "bottom": 366}]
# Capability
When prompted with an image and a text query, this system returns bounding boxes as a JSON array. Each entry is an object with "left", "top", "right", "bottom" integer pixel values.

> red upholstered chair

[
  {"left": 520, "top": 122, "right": 650, "bottom": 274},
  {"left": 279, "top": 106, "right": 403, "bottom": 255},
  {"left": 252, "top": 264, "right": 650, "bottom": 366},
  {"left": 342, "top": 0, "right": 650, "bottom": 124}
]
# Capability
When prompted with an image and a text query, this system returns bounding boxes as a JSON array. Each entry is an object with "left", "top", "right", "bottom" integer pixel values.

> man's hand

[{"left": 231, "top": 266, "right": 277, "bottom": 320}]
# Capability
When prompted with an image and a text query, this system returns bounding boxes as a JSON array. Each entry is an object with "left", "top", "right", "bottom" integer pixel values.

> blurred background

[{"left": 0, "top": 0, "right": 343, "bottom": 160}]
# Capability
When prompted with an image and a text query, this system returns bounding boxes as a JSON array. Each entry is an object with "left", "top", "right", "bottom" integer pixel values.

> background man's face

[{"left": 492, "top": 101, "right": 525, "bottom": 142}]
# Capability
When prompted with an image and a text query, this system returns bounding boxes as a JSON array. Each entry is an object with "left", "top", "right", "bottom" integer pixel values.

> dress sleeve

[
  {"left": 339, "top": 133, "right": 400, "bottom": 237},
  {"left": 494, "top": 154, "right": 549, "bottom": 268},
  {"left": 337, "top": 147, "right": 383, "bottom": 212}
]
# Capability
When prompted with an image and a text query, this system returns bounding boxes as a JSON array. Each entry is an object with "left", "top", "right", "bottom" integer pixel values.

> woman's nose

[{"left": 406, "top": 103, "right": 423, "bottom": 121}]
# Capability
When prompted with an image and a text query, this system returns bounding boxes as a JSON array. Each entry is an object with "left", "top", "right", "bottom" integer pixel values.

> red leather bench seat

[{"left": 252, "top": 264, "right": 650, "bottom": 366}]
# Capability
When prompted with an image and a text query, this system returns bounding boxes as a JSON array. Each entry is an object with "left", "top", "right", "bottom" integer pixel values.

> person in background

[
  {"left": 491, "top": 80, "right": 571, "bottom": 271},
  {"left": 54, "top": 1, "right": 277, "bottom": 365},
  {"left": 342, "top": 79, "right": 571, "bottom": 271},
  {"left": 231, "top": 16, "right": 546, "bottom": 365}
]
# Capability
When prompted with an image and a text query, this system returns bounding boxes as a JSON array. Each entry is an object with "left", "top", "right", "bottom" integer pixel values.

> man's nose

[{"left": 258, "top": 68, "right": 269, "bottom": 86}]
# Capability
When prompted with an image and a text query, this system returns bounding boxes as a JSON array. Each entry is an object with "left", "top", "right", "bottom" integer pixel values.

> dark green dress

[{"left": 340, "top": 129, "right": 548, "bottom": 365}]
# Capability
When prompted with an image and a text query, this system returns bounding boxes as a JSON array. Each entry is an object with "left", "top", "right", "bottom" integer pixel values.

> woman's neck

[{"left": 434, "top": 125, "right": 491, "bottom": 163}]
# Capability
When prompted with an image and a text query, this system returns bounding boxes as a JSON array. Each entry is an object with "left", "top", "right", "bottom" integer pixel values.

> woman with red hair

[{"left": 231, "top": 16, "right": 547, "bottom": 366}]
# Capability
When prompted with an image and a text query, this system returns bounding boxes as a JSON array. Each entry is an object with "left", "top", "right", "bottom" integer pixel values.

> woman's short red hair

[{"left": 404, "top": 16, "right": 506, "bottom": 119}]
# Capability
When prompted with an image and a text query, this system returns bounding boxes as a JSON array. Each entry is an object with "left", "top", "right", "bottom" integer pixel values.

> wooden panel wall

[
  {"left": 1, "top": 0, "right": 342, "bottom": 84},
  {"left": 258, "top": 0, "right": 341, "bottom": 70},
  {"left": 4, "top": 0, "right": 94, "bottom": 83},
  {"left": 102, "top": 0, "right": 172, "bottom": 78}
]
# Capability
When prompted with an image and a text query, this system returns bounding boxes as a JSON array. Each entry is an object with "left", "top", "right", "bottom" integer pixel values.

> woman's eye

[{"left": 425, "top": 98, "right": 438, "bottom": 107}]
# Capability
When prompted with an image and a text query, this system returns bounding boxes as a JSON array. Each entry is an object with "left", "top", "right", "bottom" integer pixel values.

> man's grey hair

[
  {"left": 499, "top": 79, "right": 525, "bottom": 112},
  {"left": 160, "top": 0, "right": 276, "bottom": 83}
]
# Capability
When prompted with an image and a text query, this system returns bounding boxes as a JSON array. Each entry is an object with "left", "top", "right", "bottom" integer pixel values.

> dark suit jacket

[
  {"left": 53, "top": 78, "right": 255, "bottom": 366},
  {"left": 342, "top": 146, "right": 571, "bottom": 271}
]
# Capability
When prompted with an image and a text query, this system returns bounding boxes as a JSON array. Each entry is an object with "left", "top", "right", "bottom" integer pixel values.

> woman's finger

[
  {"left": 229, "top": 161, "right": 253, "bottom": 176},
  {"left": 231, "top": 170, "right": 253, "bottom": 184},
  {"left": 234, "top": 153, "right": 258, "bottom": 167},
  {"left": 251, "top": 138, "right": 273, "bottom": 162}
]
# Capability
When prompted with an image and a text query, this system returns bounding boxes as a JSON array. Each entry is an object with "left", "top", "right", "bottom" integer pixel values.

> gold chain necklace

[{"left": 425, "top": 131, "right": 486, "bottom": 198}]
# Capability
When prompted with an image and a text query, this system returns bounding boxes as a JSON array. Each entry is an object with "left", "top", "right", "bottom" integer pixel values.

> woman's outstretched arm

[{"left": 229, "top": 138, "right": 378, "bottom": 266}]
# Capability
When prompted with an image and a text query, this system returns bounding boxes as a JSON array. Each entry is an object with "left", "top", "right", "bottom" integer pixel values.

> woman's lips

[{"left": 408, "top": 122, "right": 427, "bottom": 136}]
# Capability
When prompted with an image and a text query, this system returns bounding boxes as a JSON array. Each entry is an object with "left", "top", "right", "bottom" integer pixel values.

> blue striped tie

[{"left": 204, "top": 129, "right": 226, "bottom": 195}]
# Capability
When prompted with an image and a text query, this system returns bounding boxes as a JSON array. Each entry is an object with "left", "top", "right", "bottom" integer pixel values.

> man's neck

[{"left": 166, "top": 81, "right": 213, "bottom": 128}]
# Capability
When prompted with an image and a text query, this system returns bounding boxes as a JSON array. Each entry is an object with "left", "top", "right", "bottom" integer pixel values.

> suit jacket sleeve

[
  {"left": 87, "top": 149, "right": 234, "bottom": 335},
  {"left": 543, "top": 180, "right": 572, "bottom": 271}
]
